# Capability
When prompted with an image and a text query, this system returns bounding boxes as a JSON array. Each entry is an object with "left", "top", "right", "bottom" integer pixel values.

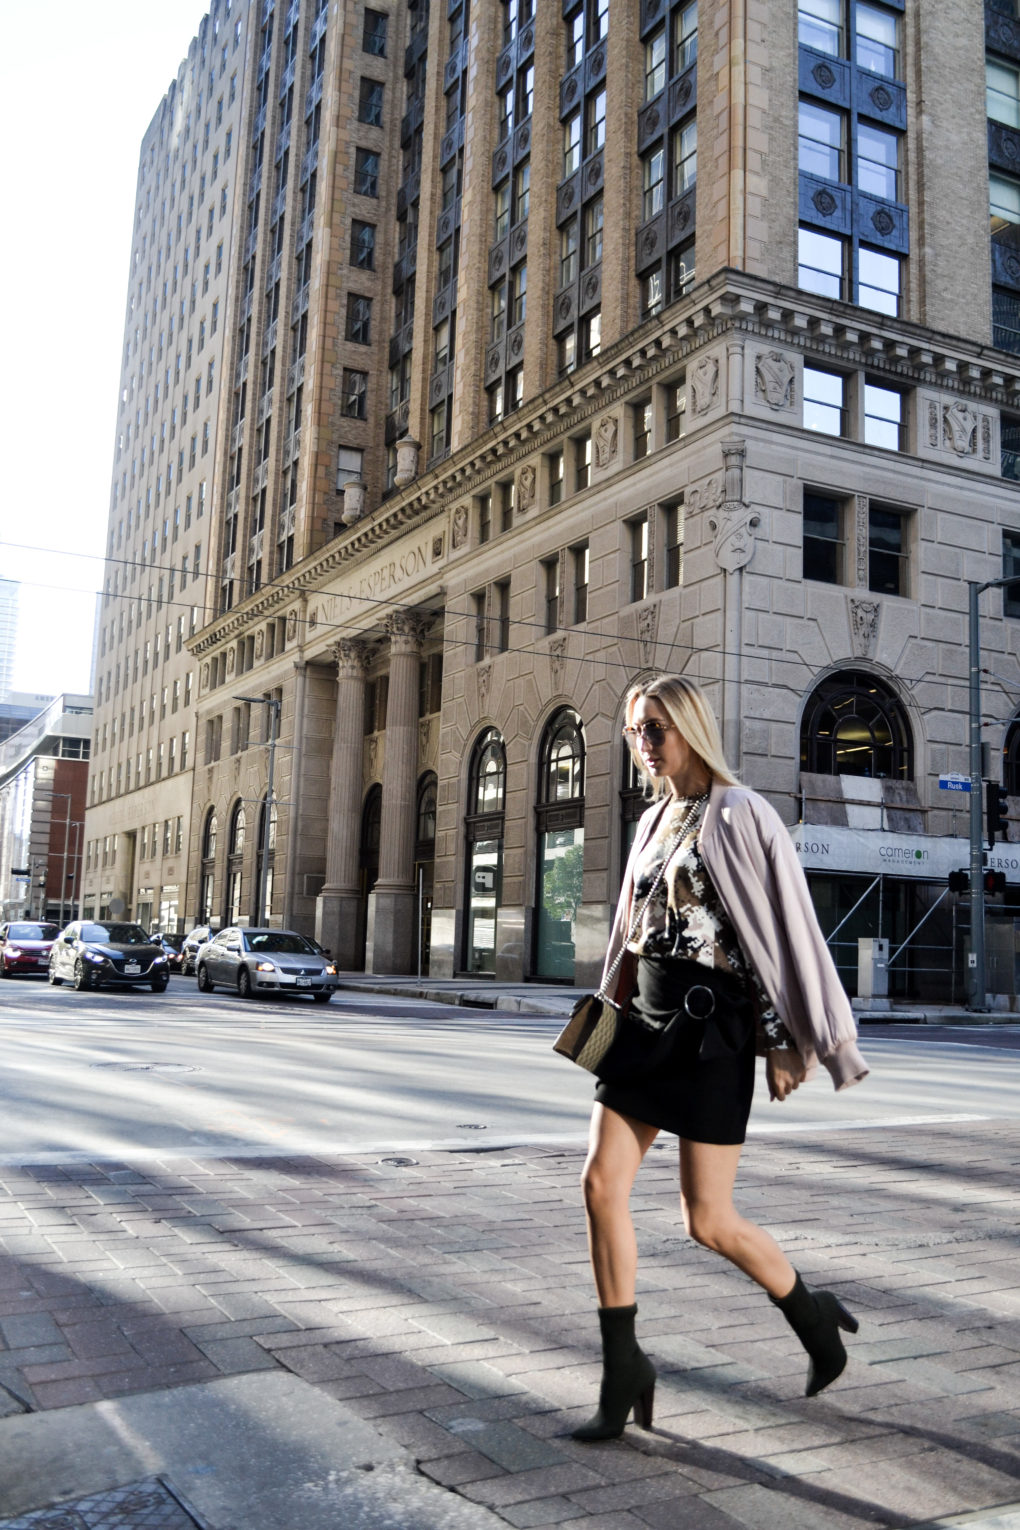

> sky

[{"left": 0, "top": 1, "right": 211, "bottom": 701}]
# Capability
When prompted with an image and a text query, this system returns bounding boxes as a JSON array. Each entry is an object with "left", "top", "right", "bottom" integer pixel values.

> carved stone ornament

[
  {"left": 943, "top": 400, "right": 978, "bottom": 456},
  {"left": 849, "top": 597, "right": 880, "bottom": 658},
  {"left": 754, "top": 351, "right": 795, "bottom": 411},
  {"left": 638, "top": 604, "right": 659, "bottom": 665},
  {"left": 927, "top": 401, "right": 940, "bottom": 448},
  {"left": 871, "top": 207, "right": 895, "bottom": 237},
  {"left": 342, "top": 479, "right": 367, "bottom": 525},
  {"left": 432, "top": 534, "right": 444, "bottom": 560},
  {"left": 595, "top": 413, "right": 619, "bottom": 467},
  {"left": 477, "top": 660, "right": 492, "bottom": 711},
  {"left": 517, "top": 462, "right": 537, "bottom": 512},
  {"left": 856, "top": 495, "right": 869, "bottom": 586},
  {"left": 308, "top": 608, "right": 318, "bottom": 630},
  {"left": 707, "top": 505, "right": 761, "bottom": 572},
  {"left": 226, "top": 648, "right": 236, "bottom": 675},
  {"left": 869, "top": 83, "right": 893, "bottom": 112},
  {"left": 690, "top": 355, "right": 719, "bottom": 416},
  {"left": 549, "top": 635, "right": 568, "bottom": 689},
  {"left": 419, "top": 717, "right": 432, "bottom": 758},
  {"left": 812, "top": 60, "right": 836, "bottom": 90},
  {"left": 687, "top": 477, "right": 724, "bottom": 517},
  {"left": 982, "top": 416, "right": 992, "bottom": 460},
  {"left": 286, "top": 609, "right": 298, "bottom": 642},
  {"left": 812, "top": 186, "right": 838, "bottom": 218},
  {"left": 394, "top": 435, "right": 420, "bottom": 488},
  {"left": 385, "top": 609, "right": 432, "bottom": 654},
  {"left": 254, "top": 628, "right": 264, "bottom": 660},
  {"left": 367, "top": 736, "right": 379, "bottom": 778},
  {"left": 334, "top": 637, "right": 371, "bottom": 678},
  {"left": 452, "top": 503, "right": 469, "bottom": 548},
  {"left": 201, "top": 662, "right": 210, "bottom": 690}
]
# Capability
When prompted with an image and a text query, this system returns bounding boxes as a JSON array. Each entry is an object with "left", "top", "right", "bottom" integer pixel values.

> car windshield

[
  {"left": 81, "top": 923, "right": 151, "bottom": 945},
  {"left": 243, "top": 931, "right": 315, "bottom": 955},
  {"left": 8, "top": 923, "right": 59, "bottom": 940}
]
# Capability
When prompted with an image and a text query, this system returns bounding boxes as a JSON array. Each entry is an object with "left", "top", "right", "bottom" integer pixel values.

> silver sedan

[{"left": 195, "top": 927, "right": 338, "bottom": 1003}]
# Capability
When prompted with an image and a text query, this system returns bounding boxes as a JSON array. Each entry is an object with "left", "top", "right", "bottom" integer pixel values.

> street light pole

[
  {"left": 233, "top": 694, "right": 281, "bottom": 924},
  {"left": 968, "top": 580, "right": 986, "bottom": 1011},
  {"left": 967, "top": 574, "right": 1020, "bottom": 1011}
]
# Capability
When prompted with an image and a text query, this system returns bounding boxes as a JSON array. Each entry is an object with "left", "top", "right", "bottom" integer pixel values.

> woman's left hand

[{"left": 766, "top": 1046, "right": 807, "bottom": 1102}]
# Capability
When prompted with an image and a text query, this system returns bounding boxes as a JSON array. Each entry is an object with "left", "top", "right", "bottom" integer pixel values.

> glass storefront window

[{"left": 535, "top": 709, "right": 585, "bottom": 979}]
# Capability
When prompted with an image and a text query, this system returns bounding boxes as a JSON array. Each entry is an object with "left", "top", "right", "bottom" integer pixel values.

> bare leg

[
  {"left": 580, "top": 1103, "right": 660, "bottom": 1306},
  {"left": 678, "top": 1139, "right": 795, "bottom": 1297}
]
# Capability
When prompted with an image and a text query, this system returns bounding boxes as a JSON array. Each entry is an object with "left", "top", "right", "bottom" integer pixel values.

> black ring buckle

[{"left": 683, "top": 984, "right": 716, "bottom": 1020}]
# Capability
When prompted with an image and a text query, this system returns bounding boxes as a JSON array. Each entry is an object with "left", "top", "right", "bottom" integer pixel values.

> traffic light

[
  {"left": 948, "top": 869, "right": 969, "bottom": 894},
  {"left": 984, "top": 869, "right": 1007, "bottom": 896},
  {"left": 986, "top": 780, "right": 1010, "bottom": 846}
]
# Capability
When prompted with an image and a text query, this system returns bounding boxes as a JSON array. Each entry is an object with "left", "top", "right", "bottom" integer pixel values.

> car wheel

[
  {"left": 196, "top": 964, "right": 214, "bottom": 993},
  {"left": 237, "top": 968, "right": 253, "bottom": 999},
  {"left": 72, "top": 959, "right": 92, "bottom": 992},
  {"left": 312, "top": 990, "right": 332, "bottom": 1005},
  {"left": 48, "top": 965, "right": 62, "bottom": 986},
  {"left": 151, "top": 975, "right": 169, "bottom": 993}
]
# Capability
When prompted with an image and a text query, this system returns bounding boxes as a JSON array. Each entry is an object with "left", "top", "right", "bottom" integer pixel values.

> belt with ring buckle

[{"left": 683, "top": 984, "right": 716, "bottom": 1020}]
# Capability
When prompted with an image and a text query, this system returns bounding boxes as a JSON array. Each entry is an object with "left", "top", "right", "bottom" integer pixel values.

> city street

[
  {"left": 1, "top": 977, "right": 1019, "bottom": 1162},
  {"left": 0, "top": 979, "right": 1019, "bottom": 1529}
]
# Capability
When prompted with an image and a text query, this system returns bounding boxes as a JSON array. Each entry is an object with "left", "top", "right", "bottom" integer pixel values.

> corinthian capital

[
  {"left": 384, "top": 608, "right": 433, "bottom": 655},
  {"left": 333, "top": 637, "right": 373, "bottom": 679}
]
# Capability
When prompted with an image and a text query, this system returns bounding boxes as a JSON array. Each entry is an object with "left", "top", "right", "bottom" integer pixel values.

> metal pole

[
  {"left": 60, "top": 804, "right": 71, "bottom": 928},
  {"left": 259, "top": 701, "right": 279, "bottom": 925},
  {"left": 968, "top": 580, "right": 987, "bottom": 1011}
]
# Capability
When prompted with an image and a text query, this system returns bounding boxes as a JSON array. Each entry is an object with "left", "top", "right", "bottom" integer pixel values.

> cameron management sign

[{"left": 790, "top": 825, "right": 1020, "bottom": 883}]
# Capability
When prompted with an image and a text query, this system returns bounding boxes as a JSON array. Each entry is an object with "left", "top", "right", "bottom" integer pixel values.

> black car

[
  {"left": 152, "top": 932, "right": 185, "bottom": 971},
  {"left": 48, "top": 921, "right": 170, "bottom": 992}
]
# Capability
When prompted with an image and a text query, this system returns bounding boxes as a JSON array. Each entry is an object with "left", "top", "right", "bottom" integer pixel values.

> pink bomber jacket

[{"left": 600, "top": 780, "right": 869, "bottom": 1092}]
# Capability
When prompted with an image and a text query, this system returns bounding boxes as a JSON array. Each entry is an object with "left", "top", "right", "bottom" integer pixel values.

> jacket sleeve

[{"left": 711, "top": 792, "right": 868, "bottom": 1091}]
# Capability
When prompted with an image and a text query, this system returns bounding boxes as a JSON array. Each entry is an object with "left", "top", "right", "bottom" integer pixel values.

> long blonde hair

[{"left": 624, "top": 674, "right": 741, "bottom": 797}]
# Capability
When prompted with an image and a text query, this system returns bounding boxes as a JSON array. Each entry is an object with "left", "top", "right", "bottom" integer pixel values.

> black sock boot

[
  {"left": 572, "top": 1304, "right": 656, "bottom": 1442},
  {"left": 770, "top": 1271, "right": 859, "bottom": 1396}
]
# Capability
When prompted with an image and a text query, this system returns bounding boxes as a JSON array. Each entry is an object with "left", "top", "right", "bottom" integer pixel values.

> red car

[{"left": 0, "top": 921, "right": 61, "bottom": 978}]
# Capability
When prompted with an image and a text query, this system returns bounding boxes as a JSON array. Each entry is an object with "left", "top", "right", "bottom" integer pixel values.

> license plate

[
  {"left": 296, "top": 977, "right": 311, "bottom": 987},
  {"left": 124, "top": 964, "right": 140, "bottom": 975}
]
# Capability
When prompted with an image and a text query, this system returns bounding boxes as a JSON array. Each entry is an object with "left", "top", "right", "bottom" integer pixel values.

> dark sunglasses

[{"left": 622, "top": 720, "right": 676, "bottom": 746}]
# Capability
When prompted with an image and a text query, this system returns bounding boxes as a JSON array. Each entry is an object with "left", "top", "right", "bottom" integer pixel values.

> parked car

[
  {"left": 152, "top": 932, "right": 185, "bottom": 971},
  {"left": 196, "top": 927, "right": 339, "bottom": 1002},
  {"left": 180, "top": 925, "right": 213, "bottom": 975},
  {"left": 48, "top": 921, "right": 170, "bottom": 992},
  {"left": 0, "top": 921, "right": 61, "bottom": 978}
]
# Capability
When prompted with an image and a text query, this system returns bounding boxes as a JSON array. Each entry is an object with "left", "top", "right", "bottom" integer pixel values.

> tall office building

[
  {"left": 82, "top": 0, "right": 251, "bottom": 930},
  {"left": 83, "top": 0, "right": 1020, "bottom": 1001},
  {"left": 0, "top": 580, "right": 18, "bottom": 703}
]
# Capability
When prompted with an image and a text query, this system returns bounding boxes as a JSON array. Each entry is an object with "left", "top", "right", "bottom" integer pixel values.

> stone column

[
  {"left": 315, "top": 638, "right": 371, "bottom": 968},
  {"left": 369, "top": 610, "right": 431, "bottom": 973}
]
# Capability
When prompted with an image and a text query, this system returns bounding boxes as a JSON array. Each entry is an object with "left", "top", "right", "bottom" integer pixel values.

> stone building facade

[
  {"left": 92, "top": 0, "right": 1020, "bottom": 999},
  {"left": 80, "top": 0, "right": 251, "bottom": 930}
]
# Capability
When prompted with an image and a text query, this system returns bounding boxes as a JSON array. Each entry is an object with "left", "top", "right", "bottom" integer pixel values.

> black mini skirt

[{"left": 594, "top": 954, "right": 756, "bottom": 1145}]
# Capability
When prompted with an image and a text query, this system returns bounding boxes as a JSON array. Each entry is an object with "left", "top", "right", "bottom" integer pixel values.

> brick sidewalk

[{"left": 1, "top": 1121, "right": 1019, "bottom": 1529}]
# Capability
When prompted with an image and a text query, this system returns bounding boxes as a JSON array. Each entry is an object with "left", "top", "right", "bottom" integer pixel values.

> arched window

[
  {"left": 415, "top": 773, "right": 438, "bottom": 975},
  {"left": 360, "top": 785, "right": 382, "bottom": 894},
  {"left": 416, "top": 773, "right": 437, "bottom": 852},
  {"left": 226, "top": 800, "right": 246, "bottom": 924},
  {"left": 800, "top": 670, "right": 912, "bottom": 780},
  {"left": 620, "top": 740, "right": 646, "bottom": 861},
  {"left": 535, "top": 708, "right": 585, "bottom": 979},
  {"left": 1004, "top": 718, "right": 1020, "bottom": 796},
  {"left": 464, "top": 730, "right": 506, "bottom": 974},
  {"left": 199, "top": 808, "right": 217, "bottom": 923},
  {"left": 254, "top": 795, "right": 277, "bottom": 924}
]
